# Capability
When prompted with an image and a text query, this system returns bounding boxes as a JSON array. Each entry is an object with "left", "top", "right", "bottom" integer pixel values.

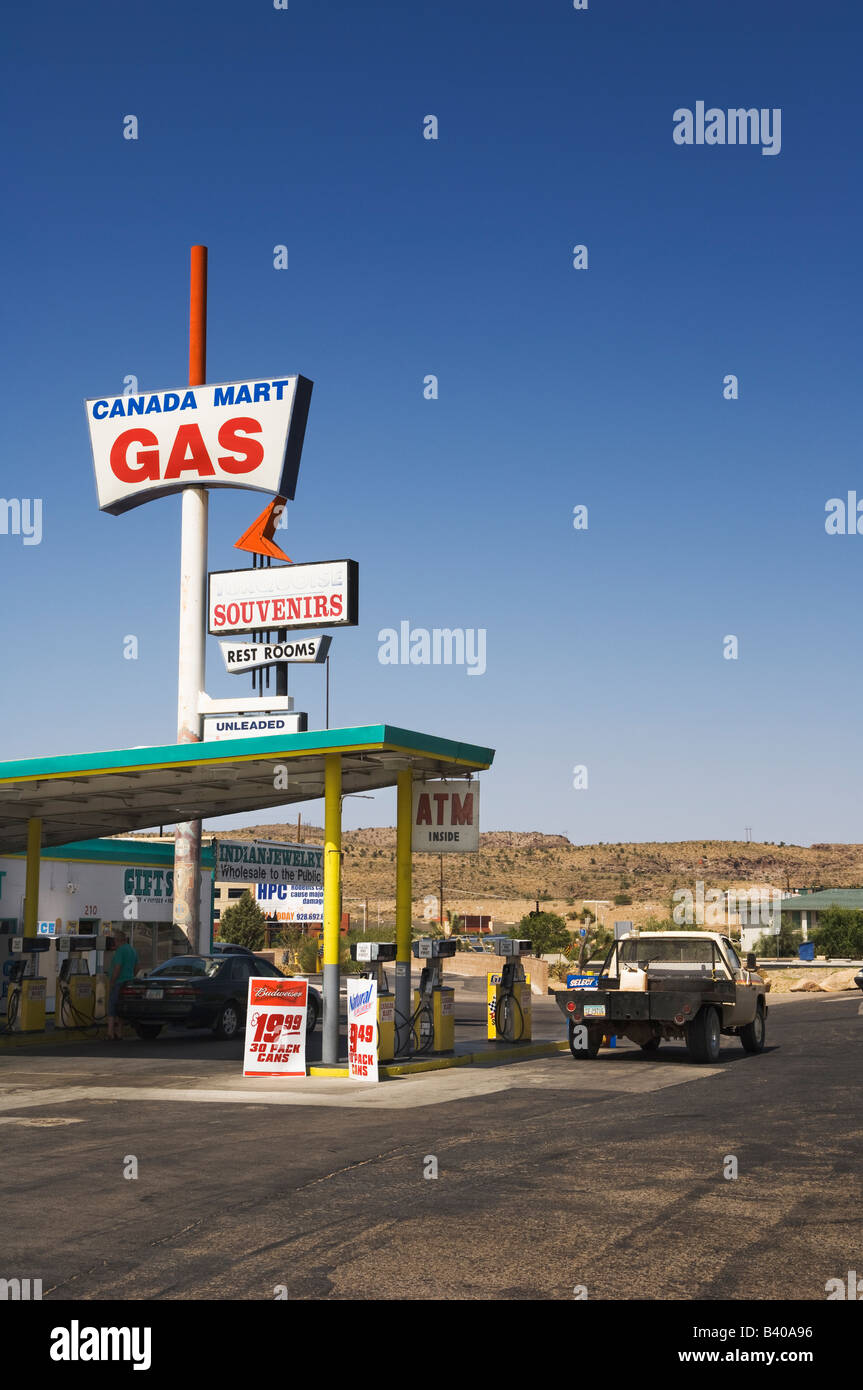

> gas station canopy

[{"left": 0, "top": 725, "right": 495, "bottom": 854}]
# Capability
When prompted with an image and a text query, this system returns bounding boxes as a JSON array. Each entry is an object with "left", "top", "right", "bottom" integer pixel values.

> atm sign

[{"left": 411, "top": 781, "right": 480, "bottom": 854}]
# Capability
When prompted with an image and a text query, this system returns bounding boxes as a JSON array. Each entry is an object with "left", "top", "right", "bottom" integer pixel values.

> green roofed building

[{"left": 779, "top": 890, "right": 863, "bottom": 934}]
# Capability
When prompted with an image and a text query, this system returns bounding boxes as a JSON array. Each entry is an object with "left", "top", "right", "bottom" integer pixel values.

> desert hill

[{"left": 210, "top": 826, "right": 863, "bottom": 925}]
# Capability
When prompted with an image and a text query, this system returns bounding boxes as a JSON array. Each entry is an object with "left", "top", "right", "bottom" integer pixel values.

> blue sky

[{"left": 1, "top": 0, "right": 862, "bottom": 844}]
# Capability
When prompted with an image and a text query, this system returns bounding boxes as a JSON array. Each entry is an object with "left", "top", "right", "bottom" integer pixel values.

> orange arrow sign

[{"left": 233, "top": 496, "right": 291, "bottom": 561}]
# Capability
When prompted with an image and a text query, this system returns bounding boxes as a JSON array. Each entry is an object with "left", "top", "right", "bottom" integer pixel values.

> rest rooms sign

[
  {"left": 219, "top": 635, "right": 331, "bottom": 673},
  {"left": 86, "top": 375, "right": 313, "bottom": 515},
  {"left": 209, "top": 560, "right": 359, "bottom": 636},
  {"left": 216, "top": 840, "right": 323, "bottom": 889},
  {"left": 411, "top": 781, "right": 480, "bottom": 854}
]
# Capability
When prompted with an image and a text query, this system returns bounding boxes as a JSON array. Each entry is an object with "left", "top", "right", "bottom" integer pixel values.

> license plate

[
  {"left": 145, "top": 988, "right": 163, "bottom": 1000},
  {"left": 583, "top": 1003, "right": 606, "bottom": 1017}
]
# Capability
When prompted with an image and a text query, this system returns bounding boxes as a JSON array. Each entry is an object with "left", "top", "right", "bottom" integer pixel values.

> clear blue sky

[{"left": 2, "top": 0, "right": 861, "bottom": 844}]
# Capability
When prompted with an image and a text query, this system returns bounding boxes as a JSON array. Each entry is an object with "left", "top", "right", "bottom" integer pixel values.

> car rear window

[
  {"left": 151, "top": 957, "right": 223, "bottom": 978},
  {"left": 619, "top": 939, "right": 716, "bottom": 967},
  {"left": 250, "top": 959, "right": 282, "bottom": 975}
]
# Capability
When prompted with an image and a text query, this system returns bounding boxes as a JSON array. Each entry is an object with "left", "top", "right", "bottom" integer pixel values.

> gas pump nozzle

[
  {"left": 351, "top": 940, "right": 397, "bottom": 991},
  {"left": 349, "top": 941, "right": 398, "bottom": 1062},
  {"left": 410, "top": 938, "right": 457, "bottom": 1054},
  {"left": 56, "top": 935, "right": 103, "bottom": 1030},
  {"left": 491, "top": 938, "right": 534, "bottom": 1043}
]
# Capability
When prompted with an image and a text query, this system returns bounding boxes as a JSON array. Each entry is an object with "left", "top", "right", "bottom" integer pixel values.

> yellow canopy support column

[
  {"left": 394, "top": 769, "right": 413, "bottom": 1055},
  {"left": 23, "top": 817, "right": 42, "bottom": 939},
  {"left": 322, "top": 753, "right": 342, "bottom": 1065}
]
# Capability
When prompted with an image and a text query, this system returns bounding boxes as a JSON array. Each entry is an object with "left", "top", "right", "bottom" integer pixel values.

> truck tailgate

[{"left": 556, "top": 984, "right": 734, "bottom": 1024}]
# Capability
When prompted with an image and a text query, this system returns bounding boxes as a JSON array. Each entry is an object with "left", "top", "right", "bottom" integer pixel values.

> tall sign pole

[{"left": 173, "top": 245, "right": 208, "bottom": 952}]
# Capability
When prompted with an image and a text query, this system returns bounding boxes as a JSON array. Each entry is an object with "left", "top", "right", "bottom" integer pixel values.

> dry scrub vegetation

[{"left": 222, "top": 827, "right": 863, "bottom": 924}]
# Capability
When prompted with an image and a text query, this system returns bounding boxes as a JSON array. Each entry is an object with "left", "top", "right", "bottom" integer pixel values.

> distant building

[
  {"left": 723, "top": 886, "right": 784, "bottom": 953},
  {"left": 776, "top": 889, "right": 863, "bottom": 937}
]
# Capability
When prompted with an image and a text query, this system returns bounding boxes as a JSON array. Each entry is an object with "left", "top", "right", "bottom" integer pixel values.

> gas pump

[
  {"left": 55, "top": 934, "right": 106, "bottom": 1029},
  {"left": 488, "top": 938, "right": 533, "bottom": 1042},
  {"left": 349, "top": 941, "right": 397, "bottom": 1062},
  {"left": 411, "top": 937, "right": 458, "bottom": 1054},
  {"left": 2, "top": 940, "right": 50, "bottom": 1033}
]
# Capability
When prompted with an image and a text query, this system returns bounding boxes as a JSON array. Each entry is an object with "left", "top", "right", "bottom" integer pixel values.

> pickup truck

[{"left": 556, "top": 931, "right": 768, "bottom": 1063}]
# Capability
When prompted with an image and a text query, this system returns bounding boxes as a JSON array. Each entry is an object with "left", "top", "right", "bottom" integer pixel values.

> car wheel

[
  {"left": 686, "top": 1005, "right": 721, "bottom": 1063},
  {"left": 306, "top": 996, "right": 319, "bottom": 1033},
  {"left": 134, "top": 1024, "right": 162, "bottom": 1040},
  {"left": 640, "top": 1036, "right": 661, "bottom": 1052},
  {"left": 740, "top": 1002, "right": 766, "bottom": 1054},
  {"left": 568, "top": 1020, "right": 601, "bottom": 1059},
  {"left": 213, "top": 1001, "right": 241, "bottom": 1040}
]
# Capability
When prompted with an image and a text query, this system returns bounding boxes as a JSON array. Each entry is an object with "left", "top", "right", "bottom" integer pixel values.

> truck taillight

[{"left": 566, "top": 1001, "right": 576, "bottom": 1012}]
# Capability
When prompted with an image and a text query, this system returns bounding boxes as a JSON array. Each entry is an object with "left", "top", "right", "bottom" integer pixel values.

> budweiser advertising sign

[
  {"left": 85, "top": 375, "right": 313, "bottom": 514},
  {"left": 209, "top": 559, "right": 359, "bottom": 635},
  {"left": 243, "top": 976, "right": 308, "bottom": 1077}
]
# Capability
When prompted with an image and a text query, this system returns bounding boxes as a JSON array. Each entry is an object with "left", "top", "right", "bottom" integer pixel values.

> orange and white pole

[{"left": 173, "top": 245, "right": 209, "bottom": 952}]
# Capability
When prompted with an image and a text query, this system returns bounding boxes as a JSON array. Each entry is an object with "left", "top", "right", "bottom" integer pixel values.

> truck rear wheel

[
  {"left": 740, "top": 1002, "right": 766, "bottom": 1054},
  {"left": 568, "top": 1021, "right": 601, "bottom": 1059},
  {"left": 686, "top": 1005, "right": 721, "bottom": 1063},
  {"left": 640, "top": 1036, "right": 661, "bottom": 1052}
]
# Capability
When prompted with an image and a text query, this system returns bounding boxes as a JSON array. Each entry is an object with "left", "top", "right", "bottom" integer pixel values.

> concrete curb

[
  {"left": 310, "top": 1038, "right": 570, "bottom": 1078},
  {"left": 0, "top": 1026, "right": 107, "bottom": 1050}
]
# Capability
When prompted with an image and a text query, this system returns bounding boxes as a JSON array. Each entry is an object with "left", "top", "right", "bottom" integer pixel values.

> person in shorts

[{"left": 107, "top": 929, "right": 138, "bottom": 1040}]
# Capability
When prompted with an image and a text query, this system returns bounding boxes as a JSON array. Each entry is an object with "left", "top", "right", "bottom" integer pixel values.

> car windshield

[
  {"left": 150, "top": 957, "right": 223, "bottom": 978},
  {"left": 619, "top": 938, "right": 716, "bottom": 967}
]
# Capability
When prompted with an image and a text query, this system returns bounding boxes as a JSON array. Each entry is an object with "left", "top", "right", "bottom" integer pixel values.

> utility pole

[
  {"left": 439, "top": 853, "right": 445, "bottom": 935},
  {"left": 173, "top": 245, "right": 208, "bottom": 953}
]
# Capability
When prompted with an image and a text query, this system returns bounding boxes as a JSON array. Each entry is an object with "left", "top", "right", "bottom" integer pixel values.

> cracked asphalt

[{"left": 1, "top": 992, "right": 861, "bottom": 1300}]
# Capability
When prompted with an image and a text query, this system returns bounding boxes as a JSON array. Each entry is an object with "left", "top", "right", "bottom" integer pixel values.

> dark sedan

[{"left": 118, "top": 954, "right": 321, "bottom": 1040}]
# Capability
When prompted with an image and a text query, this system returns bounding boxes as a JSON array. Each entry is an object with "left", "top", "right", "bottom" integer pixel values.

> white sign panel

[
  {"left": 203, "top": 712, "right": 306, "bottom": 741},
  {"left": 216, "top": 841, "right": 323, "bottom": 889},
  {"left": 243, "top": 976, "right": 308, "bottom": 1077},
  {"left": 208, "top": 560, "right": 358, "bottom": 636},
  {"left": 219, "top": 635, "right": 332, "bottom": 673},
  {"left": 256, "top": 882, "right": 324, "bottom": 924},
  {"left": 347, "top": 977, "right": 379, "bottom": 1082},
  {"left": 86, "top": 375, "right": 312, "bottom": 515},
  {"left": 411, "top": 781, "right": 480, "bottom": 854}
]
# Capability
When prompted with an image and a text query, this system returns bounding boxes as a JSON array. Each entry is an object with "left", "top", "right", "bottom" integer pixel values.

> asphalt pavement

[{"left": 1, "top": 990, "right": 861, "bottom": 1300}]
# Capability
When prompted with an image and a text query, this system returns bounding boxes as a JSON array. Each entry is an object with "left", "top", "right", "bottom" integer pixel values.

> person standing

[{"left": 106, "top": 929, "right": 138, "bottom": 1040}]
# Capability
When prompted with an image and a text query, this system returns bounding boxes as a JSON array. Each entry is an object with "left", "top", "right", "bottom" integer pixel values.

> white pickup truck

[{"left": 556, "top": 931, "right": 768, "bottom": 1063}]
